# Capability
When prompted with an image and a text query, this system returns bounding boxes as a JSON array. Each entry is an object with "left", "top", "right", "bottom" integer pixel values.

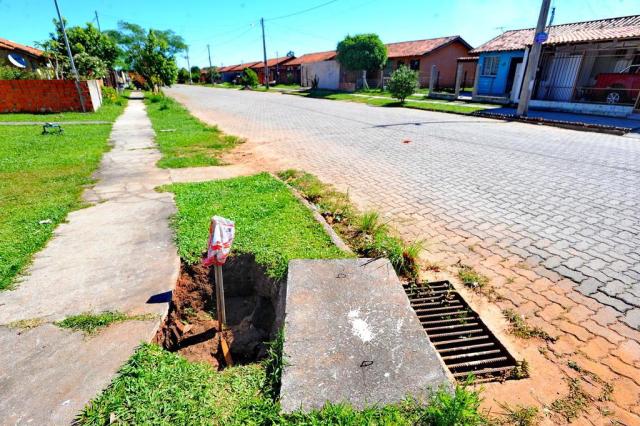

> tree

[
  {"left": 203, "top": 67, "right": 220, "bottom": 83},
  {"left": 240, "top": 68, "right": 258, "bottom": 88},
  {"left": 388, "top": 66, "right": 418, "bottom": 103},
  {"left": 132, "top": 30, "right": 179, "bottom": 90},
  {"left": 106, "top": 21, "right": 186, "bottom": 72},
  {"left": 40, "top": 20, "right": 119, "bottom": 78},
  {"left": 336, "top": 33, "right": 387, "bottom": 90},
  {"left": 177, "top": 67, "right": 191, "bottom": 84},
  {"left": 190, "top": 66, "right": 201, "bottom": 83}
]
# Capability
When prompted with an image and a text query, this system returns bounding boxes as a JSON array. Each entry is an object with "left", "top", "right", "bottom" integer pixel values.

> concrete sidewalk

[
  {"left": 480, "top": 106, "right": 640, "bottom": 134},
  {"left": 0, "top": 93, "right": 180, "bottom": 424}
]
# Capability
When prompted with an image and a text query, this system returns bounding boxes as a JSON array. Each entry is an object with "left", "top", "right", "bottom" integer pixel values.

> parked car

[{"left": 594, "top": 64, "right": 640, "bottom": 104}]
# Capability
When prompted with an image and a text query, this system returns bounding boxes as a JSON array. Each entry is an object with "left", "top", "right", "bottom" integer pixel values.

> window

[
  {"left": 482, "top": 56, "right": 499, "bottom": 76},
  {"left": 396, "top": 60, "right": 405, "bottom": 69},
  {"left": 410, "top": 59, "right": 420, "bottom": 71}
]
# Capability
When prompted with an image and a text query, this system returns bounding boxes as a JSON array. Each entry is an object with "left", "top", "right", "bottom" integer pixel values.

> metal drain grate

[{"left": 403, "top": 280, "right": 519, "bottom": 383}]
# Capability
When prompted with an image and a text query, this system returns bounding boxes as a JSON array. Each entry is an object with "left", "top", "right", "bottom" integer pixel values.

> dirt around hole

[{"left": 155, "top": 253, "right": 285, "bottom": 369}]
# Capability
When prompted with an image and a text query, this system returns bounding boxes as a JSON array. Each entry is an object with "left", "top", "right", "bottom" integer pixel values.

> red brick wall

[
  {"left": 419, "top": 41, "right": 473, "bottom": 88},
  {"left": 0, "top": 79, "right": 95, "bottom": 113}
]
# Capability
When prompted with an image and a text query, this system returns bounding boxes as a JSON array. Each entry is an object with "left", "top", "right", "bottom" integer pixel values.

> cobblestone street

[{"left": 166, "top": 85, "right": 640, "bottom": 424}]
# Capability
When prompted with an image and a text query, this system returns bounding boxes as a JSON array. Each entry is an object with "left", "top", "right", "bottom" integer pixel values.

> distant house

[
  {"left": 470, "top": 15, "right": 640, "bottom": 116},
  {"left": 0, "top": 37, "right": 49, "bottom": 73},
  {"left": 383, "top": 36, "right": 474, "bottom": 89},
  {"left": 288, "top": 51, "right": 339, "bottom": 89},
  {"left": 291, "top": 36, "right": 474, "bottom": 91},
  {"left": 250, "top": 56, "right": 296, "bottom": 84}
]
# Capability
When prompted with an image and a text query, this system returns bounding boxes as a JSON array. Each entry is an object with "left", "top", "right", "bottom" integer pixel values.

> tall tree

[
  {"left": 132, "top": 30, "right": 179, "bottom": 90},
  {"left": 336, "top": 33, "right": 387, "bottom": 90},
  {"left": 106, "top": 21, "right": 185, "bottom": 89},
  {"left": 40, "top": 20, "right": 119, "bottom": 78}
]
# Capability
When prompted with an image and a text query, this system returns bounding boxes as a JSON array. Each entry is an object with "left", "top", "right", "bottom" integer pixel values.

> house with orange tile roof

[
  {"left": 249, "top": 56, "right": 296, "bottom": 84},
  {"left": 0, "top": 37, "right": 49, "bottom": 72},
  {"left": 470, "top": 15, "right": 640, "bottom": 116},
  {"left": 382, "top": 36, "right": 474, "bottom": 88},
  {"left": 290, "top": 37, "right": 474, "bottom": 91}
]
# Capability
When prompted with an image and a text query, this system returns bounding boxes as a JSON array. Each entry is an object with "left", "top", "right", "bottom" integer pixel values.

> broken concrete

[
  {"left": 0, "top": 93, "right": 179, "bottom": 424},
  {"left": 280, "top": 258, "right": 451, "bottom": 413}
]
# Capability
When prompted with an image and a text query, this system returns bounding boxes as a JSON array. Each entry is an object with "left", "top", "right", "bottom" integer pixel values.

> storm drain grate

[{"left": 403, "top": 280, "right": 519, "bottom": 383}]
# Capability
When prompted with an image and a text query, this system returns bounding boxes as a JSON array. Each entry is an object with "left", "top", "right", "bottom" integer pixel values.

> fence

[{"left": 534, "top": 48, "right": 640, "bottom": 106}]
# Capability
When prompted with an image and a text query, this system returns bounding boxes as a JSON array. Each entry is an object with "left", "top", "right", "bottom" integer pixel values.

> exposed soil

[{"left": 155, "top": 253, "right": 284, "bottom": 369}]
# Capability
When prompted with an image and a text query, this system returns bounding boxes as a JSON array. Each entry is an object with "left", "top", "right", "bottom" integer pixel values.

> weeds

[
  {"left": 458, "top": 264, "right": 489, "bottom": 288},
  {"left": 509, "top": 359, "right": 531, "bottom": 379},
  {"left": 278, "top": 169, "right": 424, "bottom": 280},
  {"left": 502, "top": 309, "right": 556, "bottom": 342},
  {"left": 550, "top": 377, "right": 591, "bottom": 422},
  {"left": 567, "top": 360, "right": 613, "bottom": 402},
  {"left": 421, "top": 377, "right": 486, "bottom": 426},
  {"left": 7, "top": 317, "right": 45, "bottom": 329},
  {"left": 496, "top": 402, "right": 540, "bottom": 426},
  {"left": 55, "top": 311, "right": 156, "bottom": 334}
]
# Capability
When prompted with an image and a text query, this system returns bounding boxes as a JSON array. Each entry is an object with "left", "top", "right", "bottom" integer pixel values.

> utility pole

[
  {"left": 276, "top": 50, "right": 279, "bottom": 84},
  {"left": 260, "top": 17, "right": 269, "bottom": 89},
  {"left": 185, "top": 46, "right": 192, "bottom": 84},
  {"left": 94, "top": 10, "right": 101, "bottom": 32},
  {"left": 207, "top": 44, "right": 214, "bottom": 84},
  {"left": 54, "top": 0, "right": 86, "bottom": 112},
  {"left": 516, "top": 0, "right": 552, "bottom": 116}
]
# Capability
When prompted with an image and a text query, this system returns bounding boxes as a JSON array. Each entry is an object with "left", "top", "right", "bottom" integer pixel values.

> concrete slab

[
  {"left": 0, "top": 94, "right": 179, "bottom": 424},
  {"left": 280, "top": 258, "right": 450, "bottom": 413}
]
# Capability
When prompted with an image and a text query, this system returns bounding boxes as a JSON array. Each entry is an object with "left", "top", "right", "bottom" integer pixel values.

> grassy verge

[
  {"left": 55, "top": 311, "right": 156, "bottom": 334},
  {"left": 289, "top": 89, "right": 487, "bottom": 115},
  {"left": 278, "top": 169, "right": 422, "bottom": 280},
  {"left": 145, "top": 93, "right": 242, "bottom": 168},
  {"left": 164, "top": 173, "right": 349, "bottom": 279},
  {"left": 0, "top": 92, "right": 130, "bottom": 122},
  {"left": 79, "top": 342, "right": 487, "bottom": 425},
  {"left": 0, "top": 122, "right": 120, "bottom": 290}
]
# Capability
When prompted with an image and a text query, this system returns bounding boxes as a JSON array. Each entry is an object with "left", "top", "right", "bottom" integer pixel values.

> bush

[
  {"left": 240, "top": 67, "right": 259, "bottom": 88},
  {"left": 388, "top": 65, "right": 418, "bottom": 102},
  {"left": 0, "top": 65, "right": 39, "bottom": 80},
  {"left": 421, "top": 378, "right": 486, "bottom": 426},
  {"left": 101, "top": 86, "right": 118, "bottom": 104}
]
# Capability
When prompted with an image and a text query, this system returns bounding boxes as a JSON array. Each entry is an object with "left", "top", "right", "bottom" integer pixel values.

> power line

[{"left": 265, "top": 0, "right": 339, "bottom": 22}]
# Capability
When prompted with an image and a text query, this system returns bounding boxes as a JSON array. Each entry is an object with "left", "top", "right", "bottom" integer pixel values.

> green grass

[
  {"left": 55, "top": 311, "right": 156, "bottom": 334},
  {"left": 0, "top": 95, "right": 129, "bottom": 123},
  {"left": 289, "top": 89, "right": 486, "bottom": 115},
  {"left": 144, "top": 94, "right": 242, "bottom": 168},
  {"left": 278, "top": 169, "right": 423, "bottom": 280},
  {"left": 165, "top": 173, "right": 349, "bottom": 279},
  {"left": 0, "top": 124, "right": 116, "bottom": 290},
  {"left": 78, "top": 343, "right": 487, "bottom": 425}
]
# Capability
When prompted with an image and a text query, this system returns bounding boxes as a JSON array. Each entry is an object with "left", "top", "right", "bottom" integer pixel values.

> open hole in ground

[{"left": 155, "top": 253, "right": 285, "bottom": 369}]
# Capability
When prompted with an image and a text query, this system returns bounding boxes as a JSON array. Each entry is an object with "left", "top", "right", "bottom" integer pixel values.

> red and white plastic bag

[{"left": 203, "top": 216, "right": 235, "bottom": 267}]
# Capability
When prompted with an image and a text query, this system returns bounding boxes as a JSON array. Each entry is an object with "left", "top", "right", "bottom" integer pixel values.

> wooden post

[
  {"left": 472, "top": 62, "right": 481, "bottom": 98},
  {"left": 454, "top": 62, "right": 464, "bottom": 98}
]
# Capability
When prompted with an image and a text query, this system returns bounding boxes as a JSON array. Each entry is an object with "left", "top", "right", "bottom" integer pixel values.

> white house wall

[{"left": 301, "top": 60, "right": 340, "bottom": 90}]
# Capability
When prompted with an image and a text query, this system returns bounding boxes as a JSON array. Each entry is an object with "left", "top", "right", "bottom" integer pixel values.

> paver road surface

[{"left": 166, "top": 85, "right": 640, "bottom": 328}]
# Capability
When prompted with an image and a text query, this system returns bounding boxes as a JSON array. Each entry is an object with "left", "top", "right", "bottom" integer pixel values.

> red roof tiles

[
  {"left": 471, "top": 15, "right": 640, "bottom": 54},
  {"left": 386, "top": 36, "right": 470, "bottom": 58},
  {"left": 0, "top": 37, "right": 43, "bottom": 57},
  {"left": 286, "top": 50, "right": 336, "bottom": 66}
]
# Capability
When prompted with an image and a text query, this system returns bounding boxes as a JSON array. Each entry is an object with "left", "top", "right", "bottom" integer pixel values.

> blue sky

[{"left": 2, "top": 0, "right": 639, "bottom": 69}]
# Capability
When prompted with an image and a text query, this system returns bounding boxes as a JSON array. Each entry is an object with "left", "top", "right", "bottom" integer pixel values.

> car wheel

[{"left": 606, "top": 91, "right": 621, "bottom": 104}]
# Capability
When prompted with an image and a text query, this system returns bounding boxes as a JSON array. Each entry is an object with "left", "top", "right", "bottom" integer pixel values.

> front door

[{"left": 505, "top": 57, "right": 523, "bottom": 97}]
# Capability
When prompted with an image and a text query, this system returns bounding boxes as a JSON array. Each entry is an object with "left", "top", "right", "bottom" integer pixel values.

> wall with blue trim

[{"left": 477, "top": 50, "right": 525, "bottom": 96}]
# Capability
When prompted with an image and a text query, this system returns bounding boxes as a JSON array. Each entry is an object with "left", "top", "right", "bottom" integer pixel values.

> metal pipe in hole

[{"left": 215, "top": 264, "right": 226, "bottom": 327}]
